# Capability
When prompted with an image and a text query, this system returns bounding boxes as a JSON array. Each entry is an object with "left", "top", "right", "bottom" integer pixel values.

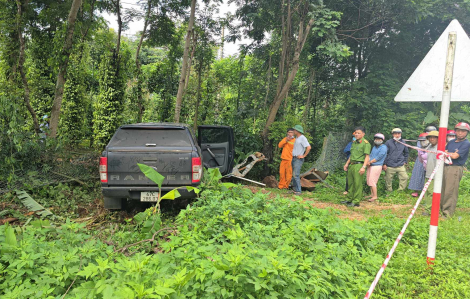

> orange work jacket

[{"left": 278, "top": 137, "right": 296, "bottom": 160}]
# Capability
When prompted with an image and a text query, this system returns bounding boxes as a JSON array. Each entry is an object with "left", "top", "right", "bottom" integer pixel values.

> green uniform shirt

[{"left": 350, "top": 138, "right": 371, "bottom": 162}]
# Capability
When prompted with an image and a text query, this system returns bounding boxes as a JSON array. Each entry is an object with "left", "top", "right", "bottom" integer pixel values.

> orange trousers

[{"left": 279, "top": 159, "right": 293, "bottom": 189}]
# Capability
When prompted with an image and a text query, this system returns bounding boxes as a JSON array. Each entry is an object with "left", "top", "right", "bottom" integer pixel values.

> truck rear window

[{"left": 109, "top": 129, "right": 192, "bottom": 147}]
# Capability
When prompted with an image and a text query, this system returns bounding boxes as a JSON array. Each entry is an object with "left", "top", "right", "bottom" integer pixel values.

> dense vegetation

[
  {"left": 2, "top": 182, "right": 470, "bottom": 298},
  {"left": 2, "top": 0, "right": 470, "bottom": 176}
]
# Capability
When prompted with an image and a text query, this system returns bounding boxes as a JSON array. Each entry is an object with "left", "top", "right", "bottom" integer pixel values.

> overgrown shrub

[
  {"left": 4, "top": 185, "right": 468, "bottom": 298},
  {"left": 59, "top": 53, "right": 88, "bottom": 143}
]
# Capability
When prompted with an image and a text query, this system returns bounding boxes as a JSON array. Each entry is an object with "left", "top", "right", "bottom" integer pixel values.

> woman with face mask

[
  {"left": 446, "top": 130, "right": 456, "bottom": 143},
  {"left": 408, "top": 132, "right": 428, "bottom": 197},
  {"left": 366, "top": 133, "right": 387, "bottom": 202}
]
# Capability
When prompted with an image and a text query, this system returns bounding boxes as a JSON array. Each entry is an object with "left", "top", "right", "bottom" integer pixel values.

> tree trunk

[
  {"left": 236, "top": 55, "right": 245, "bottom": 112},
  {"left": 264, "top": 54, "right": 272, "bottom": 106},
  {"left": 79, "top": 0, "right": 95, "bottom": 44},
  {"left": 193, "top": 57, "right": 204, "bottom": 132},
  {"left": 16, "top": 0, "right": 40, "bottom": 135},
  {"left": 357, "top": 43, "right": 363, "bottom": 79},
  {"left": 184, "top": 31, "right": 197, "bottom": 90},
  {"left": 174, "top": 0, "right": 196, "bottom": 123},
  {"left": 261, "top": 17, "right": 314, "bottom": 172},
  {"left": 135, "top": 1, "right": 151, "bottom": 70},
  {"left": 275, "top": 0, "right": 289, "bottom": 97},
  {"left": 311, "top": 78, "right": 319, "bottom": 135},
  {"left": 49, "top": 0, "right": 83, "bottom": 138},
  {"left": 220, "top": 25, "right": 225, "bottom": 59},
  {"left": 302, "top": 68, "right": 315, "bottom": 124},
  {"left": 262, "top": 17, "right": 315, "bottom": 138},
  {"left": 135, "top": 0, "right": 152, "bottom": 122},
  {"left": 115, "top": 0, "right": 122, "bottom": 69}
]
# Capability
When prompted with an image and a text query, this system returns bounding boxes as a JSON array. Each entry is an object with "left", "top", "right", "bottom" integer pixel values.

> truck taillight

[
  {"left": 99, "top": 157, "right": 108, "bottom": 183},
  {"left": 192, "top": 157, "right": 202, "bottom": 183}
]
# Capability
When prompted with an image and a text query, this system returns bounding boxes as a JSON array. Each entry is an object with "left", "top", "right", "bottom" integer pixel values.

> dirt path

[{"left": 245, "top": 186, "right": 414, "bottom": 221}]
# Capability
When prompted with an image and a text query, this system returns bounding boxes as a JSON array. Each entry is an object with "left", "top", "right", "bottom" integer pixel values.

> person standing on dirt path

[
  {"left": 278, "top": 128, "right": 296, "bottom": 189},
  {"left": 408, "top": 132, "right": 429, "bottom": 197},
  {"left": 291, "top": 125, "right": 311, "bottom": 196},
  {"left": 366, "top": 133, "right": 387, "bottom": 202},
  {"left": 383, "top": 128, "right": 409, "bottom": 193},
  {"left": 441, "top": 122, "right": 470, "bottom": 218},
  {"left": 343, "top": 134, "right": 356, "bottom": 195},
  {"left": 422, "top": 131, "right": 439, "bottom": 215},
  {"left": 342, "top": 126, "right": 371, "bottom": 207}
]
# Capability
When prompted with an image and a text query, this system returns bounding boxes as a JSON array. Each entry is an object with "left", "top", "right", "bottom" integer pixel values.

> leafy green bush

[
  {"left": 59, "top": 53, "right": 88, "bottom": 143},
  {"left": 0, "top": 220, "right": 114, "bottom": 298},
  {"left": 1, "top": 187, "right": 469, "bottom": 298}
]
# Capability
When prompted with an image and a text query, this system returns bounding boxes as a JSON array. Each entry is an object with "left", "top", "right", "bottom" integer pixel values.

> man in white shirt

[{"left": 291, "top": 125, "right": 311, "bottom": 195}]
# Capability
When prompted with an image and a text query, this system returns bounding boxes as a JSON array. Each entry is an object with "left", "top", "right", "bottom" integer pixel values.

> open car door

[{"left": 198, "top": 125, "right": 235, "bottom": 176}]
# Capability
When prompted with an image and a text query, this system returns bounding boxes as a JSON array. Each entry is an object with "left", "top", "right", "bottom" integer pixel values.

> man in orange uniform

[{"left": 278, "top": 128, "right": 296, "bottom": 189}]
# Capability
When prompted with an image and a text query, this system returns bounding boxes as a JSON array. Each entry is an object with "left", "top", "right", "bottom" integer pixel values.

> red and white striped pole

[{"left": 426, "top": 31, "right": 457, "bottom": 266}]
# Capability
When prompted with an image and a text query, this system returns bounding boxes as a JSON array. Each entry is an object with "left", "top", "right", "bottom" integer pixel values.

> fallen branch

[
  {"left": 50, "top": 170, "right": 85, "bottom": 185},
  {"left": 0, "top": 218, "right": 18, "bottom": 224}
]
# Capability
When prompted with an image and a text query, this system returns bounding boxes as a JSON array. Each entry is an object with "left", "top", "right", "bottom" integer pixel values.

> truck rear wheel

[{"left": 103, "top": 197, "right": 124, "bottom": 210}]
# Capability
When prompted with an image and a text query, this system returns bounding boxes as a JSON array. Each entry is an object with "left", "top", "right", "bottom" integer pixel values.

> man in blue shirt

[
  {"left": 291, "top": 125, "right": 311, "bottom": 195},
  {"left": 441, "top": 122, "right": 470, "bottom": 218}
]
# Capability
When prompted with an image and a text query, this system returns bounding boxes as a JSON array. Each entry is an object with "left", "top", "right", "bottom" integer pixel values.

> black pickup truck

[{"left": 100, "top": 123, "right": 234, "bottom": 209}]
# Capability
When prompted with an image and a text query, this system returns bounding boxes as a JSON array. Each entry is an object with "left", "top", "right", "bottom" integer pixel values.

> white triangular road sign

[{"left": 395, "top": 19, "right": 470, "bottom": 102}]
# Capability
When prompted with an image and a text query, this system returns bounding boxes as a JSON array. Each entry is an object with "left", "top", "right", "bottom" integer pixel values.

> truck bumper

[{"left": 102, "top": 186, "right": 199, "bottom": 200}]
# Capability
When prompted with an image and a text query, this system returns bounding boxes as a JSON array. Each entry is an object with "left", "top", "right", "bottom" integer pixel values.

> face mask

[
  {"left": 420, "top": 140, "right": 429, "bottom": 147},
  {"left": 393, "top": 137, "right": 400, "bottom": 141},
  {"left": 352, "top": 137, "right": 356, "bottom": 141},
  {"left": 447, "top": 137, "right": 455, "bottom": 142},
  {"left": 374, "top": 140, "right": 383, "bottom": 145}
]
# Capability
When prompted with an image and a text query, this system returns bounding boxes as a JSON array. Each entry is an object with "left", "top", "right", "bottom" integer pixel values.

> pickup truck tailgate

[
  {"left": 107, "top": 149, "right": 193, "bottom": 186},
  {"left": 105, "top": 127, "right": 195, "bottom": 186}
]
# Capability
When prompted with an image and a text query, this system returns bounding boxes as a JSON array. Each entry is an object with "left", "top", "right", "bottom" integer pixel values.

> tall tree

[
  {"left": 191, "top": 4, "right": 220, "bottom": 129},
  {"left": 134, "top": 0, "right": 152, "bottom": 122},
  {"left": 15, "top": 0, "right": 40, "bottom": 134},
  {"left": 49, "top": 0, "right": 83, "bottom": 137},
  {"left": 232, "top": 0, "right": 345, "bottom": 164},
  {"left": 262, "top": 2, "right": 314, "bottom": 139},
  {"left": 174, "top": 0, "right": 196, "bottom": 123}
]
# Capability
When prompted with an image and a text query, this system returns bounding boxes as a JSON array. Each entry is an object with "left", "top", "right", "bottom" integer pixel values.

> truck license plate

[{"left": 140, "top": 192, "right": 159, "bottom": 202}]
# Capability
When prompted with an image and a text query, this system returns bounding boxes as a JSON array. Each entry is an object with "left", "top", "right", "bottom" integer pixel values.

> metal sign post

[
  {"left": 394, "top": 19, "right": 470, "bottom": 267},
  {"left": 426, "top": 32, "right": 456, "bottom": 265}
]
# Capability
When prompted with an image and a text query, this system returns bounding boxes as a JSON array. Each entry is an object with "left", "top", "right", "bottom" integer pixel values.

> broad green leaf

[
  {"left": 4, "top": 223, "right": 17, "bottom": 247},
  {"left": 212, "top": 269, "right": 225, "bottom": 280},
  {"left": 16, "top": 190, "right": 53, "bottom": 217},
  {"left": 137, "top": 163, "right": 165, "bottom": 188},
  {"left": 185, "top": 186, "right": 201, "bottom": 194},
  {"left": 207, "top": 167, "right": 222, "bottom": 181},
  {"left": 160, "top": 189, "right": 181, "bottom": 200},
  {"left": 424, "top": 111, "right": 438, "bottom": 124},
  {"left": 134, "top": 211, "right": 148, "bottom": 225},
  {"left": 30, "top": 219, "right": 51, "bottom": 228},
  {"left": 154, "top": 286, "right": 175, "bottom": 296},
  {"left": 221, "top": 183, "right": 238, "bottom": 188}
]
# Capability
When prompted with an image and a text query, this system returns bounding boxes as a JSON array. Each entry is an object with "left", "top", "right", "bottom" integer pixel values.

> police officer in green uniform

[{"left": 342, "top": 126, "right": 371, "bottom": 207}]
